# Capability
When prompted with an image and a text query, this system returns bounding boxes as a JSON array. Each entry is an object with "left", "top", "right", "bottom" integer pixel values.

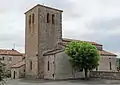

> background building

[
  {"left": 11, "top": 60, "right": 25, "bottom": 79},
  {"left": 0, "top": 49, "right": 24, "bottom": 77}
]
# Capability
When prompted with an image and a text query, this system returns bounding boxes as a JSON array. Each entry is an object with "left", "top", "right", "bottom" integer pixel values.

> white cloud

[{"left": 0, "top": 0, "right": 120, "bottom": 53}]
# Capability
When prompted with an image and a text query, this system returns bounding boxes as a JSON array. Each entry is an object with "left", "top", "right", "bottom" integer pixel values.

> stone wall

[
  {"left": 25, "top": 4, "right": 62, "bottom": 79},
  {"left": 25, "top": 5, "right": 39, "bottom": 78},
  {"left": 90, "top": 71, "right": 120, "bottom": 80},
  {"left": 55, "top": 52, "right": 85, "bottom": 79},
  {"left": 0, "top": 55, "right": 23, "bottom": 71},
  {"left": 11, "top": 65, "right": 25, "bottom": 79},
  {"left": 38, "top": 5, "right": 62, "bottom": 78},
  {"left": 44, "top": 55, "right": 55, "bottom": 79},
  {"left": 97, "top": 56, "right": 117, "bottom": 72}
]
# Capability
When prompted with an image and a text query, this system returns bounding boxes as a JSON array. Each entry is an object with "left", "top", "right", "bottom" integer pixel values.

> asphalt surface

[{"left": 3, "top": 78, "right": 120, "bottom": 85}]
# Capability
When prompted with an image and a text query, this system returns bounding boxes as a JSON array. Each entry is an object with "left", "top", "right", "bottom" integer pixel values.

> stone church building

[{"left": 25, "top": 4, "right": 117, "bottom": 79}]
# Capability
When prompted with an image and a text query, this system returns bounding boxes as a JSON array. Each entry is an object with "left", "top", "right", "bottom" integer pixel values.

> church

[{"left": 25, "top": 4, "right": 117, "bottom": 79}]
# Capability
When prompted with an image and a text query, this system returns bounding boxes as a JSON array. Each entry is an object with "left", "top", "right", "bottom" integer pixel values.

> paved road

[{"left": 4, "top": 79, "right": 120, "bottom": 85}]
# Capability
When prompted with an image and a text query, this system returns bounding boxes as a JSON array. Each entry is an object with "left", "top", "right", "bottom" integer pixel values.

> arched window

[
  {"left": 32, "top": 13, "right": 35, "bottom": 33},
  {"left": 32, "top": 13, "right": 35, "bottom": 24},
  {"left": 52, "top": 14, "right": 55, "bottom": 24},
  {"left": 2, "top": 57, "right": 4, "bottom": 60},
  {"left": 109, "top": 58, "right": 112, "bottom": 70},
  {"left": 29, "top": 15, "right": 31, "bottom": 28},
  {"left": 48, "top": 61, "right": 49, "bottom": 71},
  {"left": 47, "top": 13, "right": 50, "bottom": 23},
  {"left": 109, "top": 62, "right": 112, "bottom": 70},
  {"left": 30, "top": 61, "right": 32, "bottom": 70}
]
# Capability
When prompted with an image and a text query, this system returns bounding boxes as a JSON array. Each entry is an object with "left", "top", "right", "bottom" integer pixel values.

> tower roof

[
  {"left": 62, "top": 38, "right": 102, "bottom": 46},
  {"left": 25, "top": 4, "right": 63, "bottom": 14}
]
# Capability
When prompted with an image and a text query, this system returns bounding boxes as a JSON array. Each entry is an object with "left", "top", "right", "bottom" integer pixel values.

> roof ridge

[
  {"left": 0, "top": 49, "right": 22, "bottom": 56},
  {"left": 62, "top": 38, "right": 102, "bottom": 46},
  {"left": 12, "top": 60, "right": 24, "bottom": 66},
  {"left": 25, "top": 4, "right": 63, "bottom": 14},
  {"left": 99, "top": 50, "right": 117, "bottom": 56},
  {"left": 11, "top": 60, "right": 25, "bottom": 68}
]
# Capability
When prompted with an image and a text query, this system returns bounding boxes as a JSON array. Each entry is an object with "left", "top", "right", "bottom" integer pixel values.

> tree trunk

[
  {"left": 84, "top": 68, "right": 88, "bottom": 79},
  {"left": 72, "top": 67, "right": 75, "bottom": 79}
]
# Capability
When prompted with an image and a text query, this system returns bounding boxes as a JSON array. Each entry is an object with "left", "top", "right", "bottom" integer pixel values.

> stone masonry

[
  {"left": 25, "top": 4, "right": 63, "bottom": 79},
  {"left": 25, "top": 4, "right": 117, "bottom": 80},
  {"left": 90, "top": 71, "right": 120, "bottom": 80}
]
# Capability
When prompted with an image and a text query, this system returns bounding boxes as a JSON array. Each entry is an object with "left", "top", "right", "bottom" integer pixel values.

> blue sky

[{"left": 0, "top": 0, "right": 120, "bottom": 55}]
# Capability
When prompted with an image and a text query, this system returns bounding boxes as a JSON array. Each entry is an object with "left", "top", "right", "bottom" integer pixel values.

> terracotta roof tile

[
  {"left": 43, "top": 38, "right": 116, "bottom": 57},
  {"left": 0, "top": 49, "right": 22, "bottom": 56},
  {"left": 62, "top": 38, "right": 102, "bottom": 46},
  {"left": 43, "top": 48, "right": 64, "bottom": 56},
  {"left": 43, "top": 42, "right": 117, "bottom": 57},
  {"left": 99, "top": 50, "right": 117, "bottom": 56},
  {"left": 11, "top": 60, "right": 25, "bottom": 68},
  {"left": 44, "top": 49, "right": 117, "bottom": 57}
]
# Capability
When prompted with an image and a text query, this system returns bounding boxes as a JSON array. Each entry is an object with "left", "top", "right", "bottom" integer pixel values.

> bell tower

[{"left": 25, "top": 4, "right": 63, "bottom": 79}]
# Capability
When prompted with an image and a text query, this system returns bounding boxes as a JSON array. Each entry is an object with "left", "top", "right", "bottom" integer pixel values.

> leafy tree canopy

[
  {"left": 0, "top": 59, "right": 6, "bottom": 81},
  {"left": 65, "top": 41, "right": 100, "bottom": 78}
]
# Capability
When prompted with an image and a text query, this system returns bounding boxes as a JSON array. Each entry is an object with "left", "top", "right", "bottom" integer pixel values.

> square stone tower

[{"left": 25, "top": 4, "right": 63, "bottom": 79}]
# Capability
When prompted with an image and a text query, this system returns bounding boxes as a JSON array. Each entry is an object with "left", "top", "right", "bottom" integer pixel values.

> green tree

[
  {"left": 0, "top": 59, "right": 6, "bottom": 81},
  {"left": 65, "top": 41, "right": 100, "bottom": 79},
  {"left": 117, "top": 58, "right": 120, "bottom": 72}
]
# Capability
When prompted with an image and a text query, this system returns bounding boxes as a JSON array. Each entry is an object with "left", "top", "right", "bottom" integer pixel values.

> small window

[
  {"left": 29, "top": 15, "right": 31, "bottom": 33},
  {"left": 29, "top": 15, "right": 31, "bottom": 26},
  {"left": 2, "top": 57, "right": 4, "bottom": 60},
  {"left": 32, "top": 13, "right": 35, "bottom": 24},
  {"left": 52, "top": 74, "right": 54, "bottom": 77},
  {"left": 24, "top": 69, "right": 25, "bottom": 72},
  {"left": 53, "top": 61, "right": 54, "bottom": 64},
  {"left": 47, "top": 13, "right": 50, "bottom": 23},
  {"left": 30, "top": 61, "right": 32, "bottom": 70},
  {"left": 9, "top": 57, "right": 12, "bottom": 61},
  {"left": 48, "top": 61, "right": 49, "bottom": 71},
  {"left": 52, "top": 14, "right": 55, "bottom": 24},
  {"left": 109, "top": 62, "right": 112, "bottom": 70}
]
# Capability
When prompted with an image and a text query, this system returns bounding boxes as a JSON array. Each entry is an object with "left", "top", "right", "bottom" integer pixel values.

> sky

[{"left": 0, "top": 0, "right": 120, "bottom": 55}]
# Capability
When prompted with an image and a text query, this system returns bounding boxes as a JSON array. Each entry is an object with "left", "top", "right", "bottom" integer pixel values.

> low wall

[{"left": 90, "top": 71, "right": 120, "bottom": 80}]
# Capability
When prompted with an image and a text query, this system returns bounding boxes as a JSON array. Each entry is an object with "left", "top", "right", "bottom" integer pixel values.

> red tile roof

[
  {"left": 21, "top": 53, "right": 25, "bottom": 59},
  {"left": 99, "top": 50, "right": 117, "bottom": 56},
  {"left": 43, "top": 38, "right": 117, "bottom": 57},
  {"left": 62, "top": 38, "right": 102, "bottom": 46},
  {"left": 0, "top": 49, "right": 23, "bottom": 56},
  {"left": 44, "top": 48, "right": 117, "bottom": 57},
  {"left": 43, "top": 48, "right": 64, "bottom": 56},
  {"left": 11, "top": 60, "right": 25, "bottom": 68}
]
